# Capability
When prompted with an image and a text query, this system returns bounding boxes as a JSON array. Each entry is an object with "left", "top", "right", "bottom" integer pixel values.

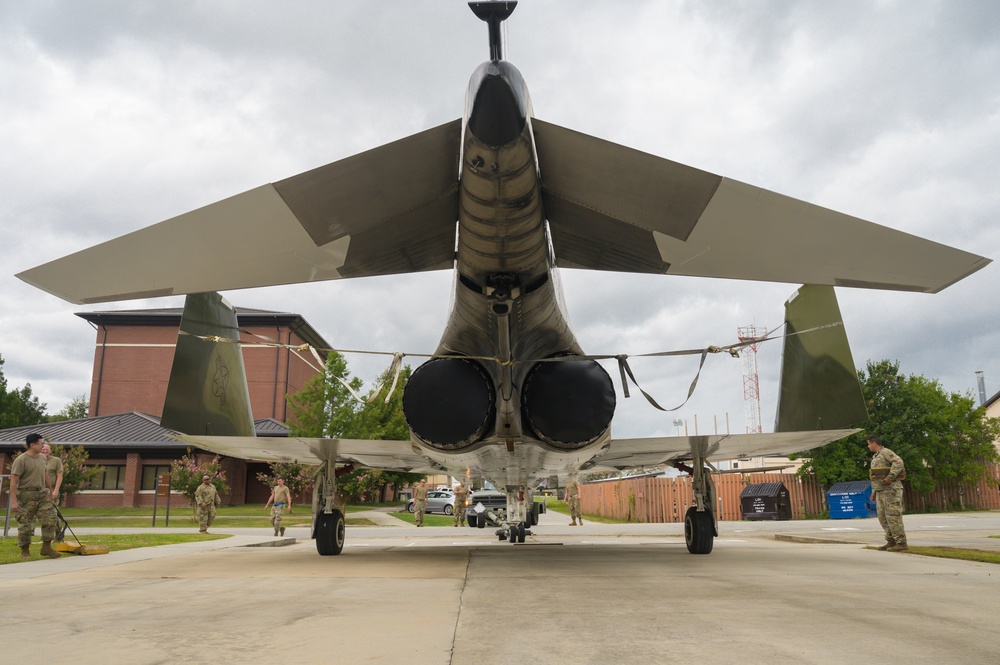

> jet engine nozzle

[
  {"left": 521, "top": 358, "right": 616, "bottom": 449},
  {"left": 403, "top": 357, "right": 496, "bottom": 450}
]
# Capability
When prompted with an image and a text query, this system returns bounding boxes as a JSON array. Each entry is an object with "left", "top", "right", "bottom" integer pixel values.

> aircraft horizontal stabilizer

[
  {"left": 17, "top": 121, "right": 462, "bottom": 305},
  {"left": 533, "top": 119, "right": 989, "bottom": 292},
  {"left": 172, "top": 434, "right": 441, "bottom": 474},
  {"left": 774, "top": 285, "right": 868, "bottom": 432},
  {"left": 160, "top": 292, "right": 256, "bottom": 437},
  {"left": 593, "top": 429, "right": 858, "bottom": 471}
]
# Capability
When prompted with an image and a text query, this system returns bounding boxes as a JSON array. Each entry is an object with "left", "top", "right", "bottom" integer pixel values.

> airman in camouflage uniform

[
  {"left": 10, "top": 433, "right": 60, "bottom": 559},
  {"left": 42, "top": 443, "right": 64, "bottom": 508},
  {"left": 565, "top": 475, "right": 582, "bottom": 526},
  {"left": 453, "top": 483, "right": 468, "bottom": 527},
  {"left": 195, "top": 475, "right": 221, "bottom": 533},
  {"left": 265, "top": 478, "right": 292, "bottom": 536},
  {"left": 867, "top": 435, "right": 908, "bottom": 551},
  {"left": 413, "top": 482, "right": 428, "bottom": 527}
]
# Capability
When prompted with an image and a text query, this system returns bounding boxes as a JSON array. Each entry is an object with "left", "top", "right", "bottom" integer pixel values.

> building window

[
  {"left": 88, "top": 465, "right": 126, "bottom": 490},
  {"left": 141, "top": 465, "right": 173, "bottom": 490}
]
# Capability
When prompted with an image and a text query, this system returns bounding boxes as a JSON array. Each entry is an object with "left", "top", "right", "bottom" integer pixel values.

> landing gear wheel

[
  {"left": 468, "top": 514, "right": 478, "bottom": 528},
  {"left": 518, "top": 522, "right": 526, "bottom": 543},
  {"left": 444, "top": 505, "right": 453, "bottom": 516},
  {"left": 509, "top": 527, "right": 518, "bottom": 544},
  {"left": 316, "top": 508, "right": 346, "bottom": 556},
  {"left": 684, "top": 507, "right": 714, "bottom": 555}
]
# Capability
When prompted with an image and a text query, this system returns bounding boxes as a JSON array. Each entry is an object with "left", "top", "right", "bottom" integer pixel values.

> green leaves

[
  {"left": 285, "top": 354, "right": 424, "bottom": 503},
  {"left": 796, "top": 359, "right": 1000, "bottom": 494},
  {"left": 169, "top": 451, "right": 229, "bottom": 504},
  {"left": 49, "top": 444, "right": 104, "bottom": 498},
  {"left": 0, "top": 354, "right": 47, "bottom": 429}
]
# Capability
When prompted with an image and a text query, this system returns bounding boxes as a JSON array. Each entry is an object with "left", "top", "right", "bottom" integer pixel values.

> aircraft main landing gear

[
  {"left": 685, "top": 442, "right": 718, "bottom": 555},
  {"left": 313, "top": 457, "right": 346, "bottom": 556}
]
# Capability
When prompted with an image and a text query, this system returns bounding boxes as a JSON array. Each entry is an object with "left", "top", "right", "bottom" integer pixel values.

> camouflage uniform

[
  {"left": 566, "top": 479, "right": 582, "bottom": 525},
  {"left": 453, "top": 485, "right": 468, "bottom": 526},
  {"left": 870, "top": 446, "right": 907, "bottom": 548},
  {"left": 11, "top": 453, "right": 57, "bottom": 548},
  {"left": 270, "top": 484, "right": 291, "bottom": 535},
  {"left": 195, "top": 482, "right": 221, "bottom": 533},
  {"left": 46, "top": 454, "right": 64, "bottom": 509},
  {"left": 413, "top": 484, "right": 428, "bottom": 526}
]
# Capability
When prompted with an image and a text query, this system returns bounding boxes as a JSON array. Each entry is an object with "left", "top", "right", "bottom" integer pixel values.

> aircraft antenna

[
  {"left": 738, "top": 324, "right": 763, "bottom": 435},
  {"left": 469, "top": 1, "right": 517, "bottom": 61}
]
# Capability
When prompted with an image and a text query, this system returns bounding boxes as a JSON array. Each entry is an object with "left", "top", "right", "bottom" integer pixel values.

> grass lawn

[
  {"left": 1, "top": 533, "right": 229, "bottom": 565},
  {"left": 60, "top": 516, "right": 315, "bottom": 529},
  {"left": 542, "top": 499, "right": 626, "bottom": 524},
  {"left": 44, "top": 504, "right": 387, "bottom": 529},
  {"left": 390, "top": 512, "right": 457, "bottom": 527}
]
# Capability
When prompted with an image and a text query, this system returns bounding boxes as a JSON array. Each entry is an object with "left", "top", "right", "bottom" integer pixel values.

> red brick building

[
  {"left": 81, "top": 306, "right": 326, "bottom": 423},
  {"left": 1, "top": 306, "right": 329, "bottom": 508}
]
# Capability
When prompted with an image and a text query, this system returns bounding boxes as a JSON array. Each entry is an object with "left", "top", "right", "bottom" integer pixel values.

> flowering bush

[
  {"left": 256, "top": 461, "right": 315, "bottom": 506},
  {"left": 170, "top": 450, "right": 229, "bottom": 514}
]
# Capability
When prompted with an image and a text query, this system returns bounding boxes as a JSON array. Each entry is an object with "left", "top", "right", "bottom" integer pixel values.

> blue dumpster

[{"left": 827, "top": 481, "right": 876, "bottom": 519}]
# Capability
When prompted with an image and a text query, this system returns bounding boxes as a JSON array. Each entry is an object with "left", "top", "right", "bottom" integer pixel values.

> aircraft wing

[
  {"left": 17, "top": 120, "right": 463, "bottom": 305},
  {"left": 175, "top": 434, "right": 444, "bottom": 474},
  {"left": 588, "top": 429, "right": 859, "bottom": 471},
  {"left": 532, "top": 119, "right": 990, "bottom": 293}
]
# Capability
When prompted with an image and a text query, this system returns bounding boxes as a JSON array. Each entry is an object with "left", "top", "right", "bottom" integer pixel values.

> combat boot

[
  {"left": 877, "top": 541, "right": 895, "bottom": 551},
  {"left": 40, "top": 540, "right": 61, "bottom": 559},
  {"left": 279, "top": 527, "right": 285, "bottom": 536},
  {"left": 569, "top": 518, "right": 577, "bottom": 526},
  {"left": 20, "top": 545, "right": 31, "bottom": 559},
  {"left": 274, "top": 527, "right": 279, "bottom": 536},
  {"left": 887, "top": 543, "right": 909, "bottom": 552}
]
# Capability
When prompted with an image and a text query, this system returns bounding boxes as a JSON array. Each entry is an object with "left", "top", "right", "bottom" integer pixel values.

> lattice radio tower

[{"left": 738, "top": 324, "right": 763, "bottom": 434}]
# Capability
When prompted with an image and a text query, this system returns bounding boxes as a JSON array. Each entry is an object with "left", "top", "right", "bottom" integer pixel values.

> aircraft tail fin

[
  {"left": 160, "top": 292, "right": 256, "bottom": 437},
  {"left": 774, "top": 285, "right": 868, "bottom": 432}
]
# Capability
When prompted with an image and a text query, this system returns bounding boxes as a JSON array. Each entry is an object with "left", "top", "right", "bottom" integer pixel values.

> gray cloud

[{"left": 1, "top": 1, "right": 997, "bottom": 434}]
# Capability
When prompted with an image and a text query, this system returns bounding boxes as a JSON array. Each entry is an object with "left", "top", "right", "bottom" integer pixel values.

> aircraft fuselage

[{"left": 401, "top": 60, "right": 616, "bottom": 489}]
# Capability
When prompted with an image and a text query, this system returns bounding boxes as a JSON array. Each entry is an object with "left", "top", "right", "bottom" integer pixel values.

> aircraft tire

[
  {"left": 316, "top": 508, "right": 346, "bottom": 556},
  {"left": 518, "top": 522, "right": 526, "bottom": 542},
  {"left": 468, "top": 514, "right": 478, "bottom": 527},
  {"left": 684, "top": 507, "right": 714, "bottom": 555}
]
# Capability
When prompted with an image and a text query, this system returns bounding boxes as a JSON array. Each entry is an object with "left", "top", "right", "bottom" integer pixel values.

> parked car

[{"left": 406, "top": 490, "right": 456, "bottom": 515}]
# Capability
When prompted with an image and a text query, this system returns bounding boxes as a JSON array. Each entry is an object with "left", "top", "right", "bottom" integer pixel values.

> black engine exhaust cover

[
  {"left": 403, "top": 357, "right": 496, "bottom": 449},
  {"left": 521, "top": 358, "right": 615, "bottom": 448}
]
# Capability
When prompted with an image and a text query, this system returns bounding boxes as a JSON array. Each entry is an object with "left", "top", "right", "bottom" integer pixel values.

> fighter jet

[{"left": 16, "top": 2, "right": 988, "bottom": 555}]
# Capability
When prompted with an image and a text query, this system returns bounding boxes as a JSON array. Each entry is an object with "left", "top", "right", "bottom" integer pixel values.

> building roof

[
  {"left": 0, "top": 412, "right": 288, "bottom": 451},
  {"left": 985, "top": 389, "right": 1000, "bottom": 410},
  {"left": 75, "top": 305, "right": 332, "bottom": 357}
]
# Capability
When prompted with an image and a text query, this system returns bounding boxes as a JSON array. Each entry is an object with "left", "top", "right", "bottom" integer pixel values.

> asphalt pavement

[{"left": 2, "top": 510, "right": 999, "bottom": 663}]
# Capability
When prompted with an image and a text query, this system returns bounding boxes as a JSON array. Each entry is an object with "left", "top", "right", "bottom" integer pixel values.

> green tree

[
  {"left": 796, "top": 360, "right": 1000, "bottom": 496},
  {"left": 287, "top": 352, "right": 364, "bottom": 438},
  {"left": 0, "top": 355, "right": 47, "bottom": 428},
  {"left": 49, "top": 443, "right": 105, "bottom": 499},
  {"left": 170, "top": 450, "right": 230, "bottom": 516},
  {"left": 339, "top": 365, "right": 423, "bottom": 502},
  {"left": 47, "top": 395, "right": 89, "bottom": 422},
  {"left": 286, "top": 358, "right": 423, "bottom": 503}
]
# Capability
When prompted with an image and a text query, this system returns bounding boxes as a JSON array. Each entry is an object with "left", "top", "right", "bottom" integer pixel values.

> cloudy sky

[{"left": 1, "top": 1, "right": 997, "bottom": 438}]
